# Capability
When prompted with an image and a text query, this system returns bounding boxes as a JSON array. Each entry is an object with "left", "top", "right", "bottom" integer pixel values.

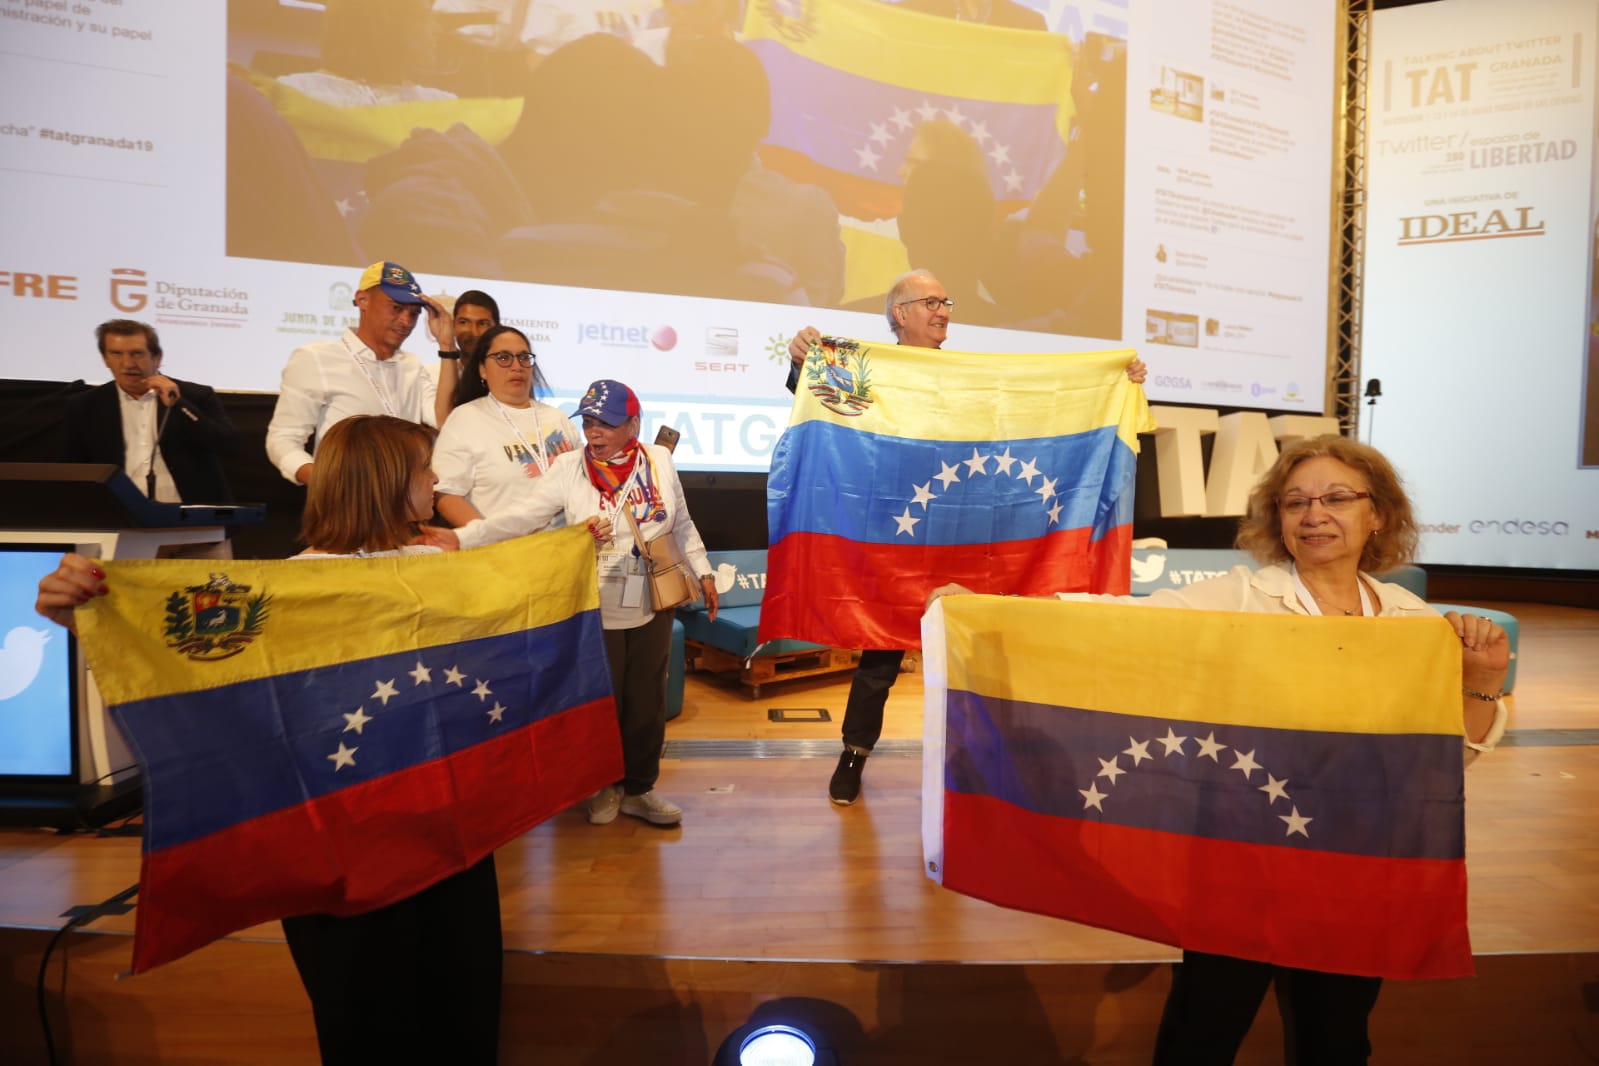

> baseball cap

[
  {"left": 575, "top": 379, "right": 641, "bottom": 427},
  {"left": 356, "top": 261, "right": 426, "bottom": 306}
]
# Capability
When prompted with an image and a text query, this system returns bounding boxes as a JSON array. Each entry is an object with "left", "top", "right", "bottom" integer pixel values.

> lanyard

[
  {"left": 1290, "top": 564, "right": 1373, "bottom": 617},
  {"left": 342, "top": 334, "right": 398, "bottom": 417},
  {"left": 488, "top": 396, "right": 549, "bottom": 475},
  {"left": 598, "top": 453, "right": 649, "bottom": 535}
]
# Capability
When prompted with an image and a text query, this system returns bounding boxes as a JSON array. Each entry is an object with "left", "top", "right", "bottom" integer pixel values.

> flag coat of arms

[
  {"left": 762, "top": 338, "right": 1153, "bottom": 651},
  {"left": 743, "top": 0, "right": 1075, "bottom": 219},
  {"left": 75, "top": 529, "right": 621, "bottom": 973},
  {"left": 921, "top": 595, "right": 1474, "bottom": 981}
]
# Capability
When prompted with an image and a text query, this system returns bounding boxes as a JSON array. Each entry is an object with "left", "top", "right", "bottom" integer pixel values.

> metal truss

[{"left": 1330, "top": 0, "right": 1373, "bottom": 435}]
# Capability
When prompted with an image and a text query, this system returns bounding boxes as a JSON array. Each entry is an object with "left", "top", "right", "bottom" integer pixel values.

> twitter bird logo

[
  {"left": 1129, "top": 552, "right": 1167, "bottom": 586},
  {"left": 0, "top": 626, "right": 52, "bottom": 701},
  {"left": 713, "top": 563, "right": 739, "bottom": 595}
]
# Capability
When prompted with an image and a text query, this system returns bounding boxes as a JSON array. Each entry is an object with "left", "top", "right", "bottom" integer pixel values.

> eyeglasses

[
  {"left": 1275, "top": 491, "right": 1372, "bottom": 515},
  {"left": 895, "top": 296, "right": 955, "bottom": 312},
  {"left": 487, "top": 351, "right": 535, "bottom": 367}
]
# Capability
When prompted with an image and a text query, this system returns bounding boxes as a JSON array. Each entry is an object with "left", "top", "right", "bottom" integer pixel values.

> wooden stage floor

[{"left": 3, "top": 602, "right": 1597, "bottom": 1063}]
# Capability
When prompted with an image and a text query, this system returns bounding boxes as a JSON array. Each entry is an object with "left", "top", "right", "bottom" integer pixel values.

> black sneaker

[{"left": 829, "top": 748, "right": 869, "bottom": 805}]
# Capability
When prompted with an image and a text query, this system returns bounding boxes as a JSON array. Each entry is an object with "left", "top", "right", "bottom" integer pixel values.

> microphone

[
  {"left": 148, "top": 404, "right": 170, "bottom": 499},
  {"left": 137, "top": 372, "right": 185, "bottom": 498},
  {"left": 1362, "top": 379, "right": 1381, "bottom": 445},
  {"left": 154, "top": 376, "right": 199, "bottom": 421}
]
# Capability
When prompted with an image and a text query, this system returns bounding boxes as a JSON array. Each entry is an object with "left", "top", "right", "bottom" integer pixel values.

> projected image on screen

[
  {"left": 0, "top": 548, "right": 75, "bottom": 778},
  {"left": 224, "top": 0, "right": 1125, "bottom": 339}
]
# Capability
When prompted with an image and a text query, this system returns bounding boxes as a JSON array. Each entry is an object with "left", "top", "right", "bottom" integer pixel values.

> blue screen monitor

[{"left": 0, "top": 544, "right": 77, "bottom": 781}]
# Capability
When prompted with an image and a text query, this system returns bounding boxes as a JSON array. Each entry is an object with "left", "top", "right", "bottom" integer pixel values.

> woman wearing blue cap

[{"left": 435, "top": 379, "right": 718, "bottom": 827}]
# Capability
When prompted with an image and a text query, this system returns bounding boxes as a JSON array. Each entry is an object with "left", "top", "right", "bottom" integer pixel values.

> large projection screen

[
  {"left": 1364, "top": 0, "right": 1599, "bottom": 571},
  {"left": 1, "top": 0, "right": 1335, "bottom": 471}
]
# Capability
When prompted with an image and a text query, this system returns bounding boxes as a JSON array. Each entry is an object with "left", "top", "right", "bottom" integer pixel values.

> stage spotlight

[
  {"left": 737, "top": 1024, "right": 817, "bottom": 1065},
  {"left": 713, "top": 1019, "right": 840, "bottom": 1066},
  {"left": 712, "top": 996, "right": 852, "bottom": 1066}
]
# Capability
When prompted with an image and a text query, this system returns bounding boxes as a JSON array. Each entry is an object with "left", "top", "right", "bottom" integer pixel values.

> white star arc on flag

[
  {"left": 1077, "top": 731, "right": 1311, "bottom": 840},
  {"left": 324, "top": 657, "right": 508, "bottom": 775},
  {"left": 890, "top": 448, "right": 1068, "bottom": 538},
  {"left": 857, "top": 99, "right": 1022, "bottom": 194}
]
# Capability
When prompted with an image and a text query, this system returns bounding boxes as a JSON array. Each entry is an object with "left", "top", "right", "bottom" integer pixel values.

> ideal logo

[{"left": 1398, "top": 207, "right": 1543, "bottom": 247}]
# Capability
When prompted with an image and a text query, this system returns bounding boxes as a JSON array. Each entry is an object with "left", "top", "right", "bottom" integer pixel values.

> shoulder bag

[{"left": 622, "top": 509, "right": 699, "bottom": 612}]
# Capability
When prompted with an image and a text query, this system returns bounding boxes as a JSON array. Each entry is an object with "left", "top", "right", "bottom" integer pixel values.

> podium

[{"left": 0, "top": 463, "right": 265, "bottom": 829}]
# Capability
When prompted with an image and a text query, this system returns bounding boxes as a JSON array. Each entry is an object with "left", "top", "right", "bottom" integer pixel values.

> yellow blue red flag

[
  {"left": 762, "top": 337, "right": 1152, "bottom": 650},
  {"left": 742, "top": 0, "right": 1074, "bottom": 218},
  {"left": 75, "top": 529, "right": 620, "bottom": 973},
  {"left": 921, "top": 595, "right": 1474, "bottom": 980}
]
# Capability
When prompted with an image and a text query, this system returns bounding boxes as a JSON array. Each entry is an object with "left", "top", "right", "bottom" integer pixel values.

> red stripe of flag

[
  {"left": 760, "top": 526, "right": 1131, "bottom": 650},
  {"left": 942, "top": 791, "right": 1472, "bottom": 980},
  {"left": 130, "top": 697, "right": 620, "bottom": 972}
]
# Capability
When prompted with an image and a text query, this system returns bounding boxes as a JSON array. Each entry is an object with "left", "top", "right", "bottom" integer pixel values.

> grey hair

[{"left": 884, "top": 269, "right": 937, "bottom": 337}]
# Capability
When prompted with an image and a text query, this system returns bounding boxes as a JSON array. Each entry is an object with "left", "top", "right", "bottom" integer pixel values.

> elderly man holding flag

[{"left": 775, "top": 267, "right": 1148, "bottom": 806}]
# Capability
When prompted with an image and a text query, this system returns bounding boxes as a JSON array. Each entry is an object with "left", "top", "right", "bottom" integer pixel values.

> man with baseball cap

[{"left": 266, "top": 260, "right": 459, "bottom": 485}]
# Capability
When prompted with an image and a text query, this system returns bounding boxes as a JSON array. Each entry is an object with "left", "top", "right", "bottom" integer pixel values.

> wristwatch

[{"left": 438, "top": 350, "right": 460, "bottom": 360}]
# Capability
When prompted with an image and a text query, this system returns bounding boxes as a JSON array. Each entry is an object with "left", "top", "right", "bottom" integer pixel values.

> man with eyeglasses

[
  {"left": 783, "top": 268, "right": 1148, "bottom": 806},
  {"left": 65, "top": 319, "right": 242, "bottom": 557},
  {"left": 266, "top": 261, "right": 459, "bottom": 486}
]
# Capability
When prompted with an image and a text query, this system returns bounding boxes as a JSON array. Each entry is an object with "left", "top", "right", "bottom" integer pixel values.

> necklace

[
  {"left": 1312, "top": 595, "right": 1358, "bottom": 616},
  {"left": 1289, "top": 564, "right": 1371, "bottom": 618}
]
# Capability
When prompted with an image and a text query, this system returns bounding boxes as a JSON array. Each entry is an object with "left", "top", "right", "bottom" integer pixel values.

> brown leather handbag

[{"left": 623, "top": 510, "right": 699, "bottom": 612}]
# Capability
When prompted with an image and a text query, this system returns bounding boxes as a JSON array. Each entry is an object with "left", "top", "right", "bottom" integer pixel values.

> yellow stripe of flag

[
  {"left": 790, "top": 340, "right": 1154, "bottom": 451},
  {"left": 942, "top": 595, "right": 1464, "bottom": 736},
  {"left": 77, "top": 529, "right": 598, "bottom": 706},
  {"left": 742, "top": 0, "right": 1074, "bottom": 118}
]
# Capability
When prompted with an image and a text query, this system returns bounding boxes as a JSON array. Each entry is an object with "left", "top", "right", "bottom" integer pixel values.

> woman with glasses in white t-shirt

[{"left": 432, "top": 325, "right": 582, "bottom": 533}]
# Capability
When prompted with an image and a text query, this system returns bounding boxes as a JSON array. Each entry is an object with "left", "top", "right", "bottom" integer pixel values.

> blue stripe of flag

[
  {"left": 768, "top": 421, "right": 1134, "bottom": 546},
  {"left": 114, "top": 610, "right": 611, "bottom": 852},
  {"left": 945, "top": 689, "right": 1465, "bottom": 860}
]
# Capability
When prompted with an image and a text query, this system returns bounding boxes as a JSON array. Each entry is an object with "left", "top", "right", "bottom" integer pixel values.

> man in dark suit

[{"left": 64, "top": 320, "right": 240, "bottom": 552}]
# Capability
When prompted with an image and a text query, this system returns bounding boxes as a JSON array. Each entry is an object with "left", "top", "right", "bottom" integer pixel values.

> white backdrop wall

[{"left": 1364, "top": 0, "right": 1599, "bottom": 571}]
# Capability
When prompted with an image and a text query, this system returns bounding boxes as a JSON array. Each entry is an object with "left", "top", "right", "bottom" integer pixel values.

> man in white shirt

[{"left": 265, "top": 261, "right": 457, "bottom": 485}]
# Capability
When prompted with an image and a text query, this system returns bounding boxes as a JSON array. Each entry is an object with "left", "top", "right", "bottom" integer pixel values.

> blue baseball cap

[
  {"left": 357, "top": 261, "right": 426, "bottom": 305},
  {"left": 575, "top": 379, "right": 641, "bottom": 427}
]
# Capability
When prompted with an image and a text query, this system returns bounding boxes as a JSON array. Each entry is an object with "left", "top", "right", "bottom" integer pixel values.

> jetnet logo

[{"left": 577, "top": 322, "right": 677, "bottom": 351}]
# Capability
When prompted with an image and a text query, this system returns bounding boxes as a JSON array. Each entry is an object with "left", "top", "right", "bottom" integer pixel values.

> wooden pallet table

[{"left": 686, "top": 641, "right": 859, "bottom": 698}]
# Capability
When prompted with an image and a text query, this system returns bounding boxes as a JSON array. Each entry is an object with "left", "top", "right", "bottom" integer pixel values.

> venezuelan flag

[
  {"left": 922, "top": 596, "right": 1473, "bottom": 981},
  {"left": 75, "top": 528, "right": 619, "bottom": 973},
  {"left": 743, "top": 0, "right": 1073, "bottom": 219},
  {"left": 762, "top": 338, "right": 1152, "bottom": 650},
  {"left": 237, "top": 67, "right": 523, "bottom": 162}
]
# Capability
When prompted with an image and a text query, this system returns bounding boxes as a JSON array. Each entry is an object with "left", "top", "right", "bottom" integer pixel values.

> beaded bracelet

[{"left": 1462, "top": 687, "right": 1503, "bottom": 702}]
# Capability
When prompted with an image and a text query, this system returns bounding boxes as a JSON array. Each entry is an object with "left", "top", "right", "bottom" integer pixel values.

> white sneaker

[
  {"left": 619, "top": 790, "right": 683, "bottom": 826},
  {"left": 587, "top": 785, "right": 622, "bottom": 825}
]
